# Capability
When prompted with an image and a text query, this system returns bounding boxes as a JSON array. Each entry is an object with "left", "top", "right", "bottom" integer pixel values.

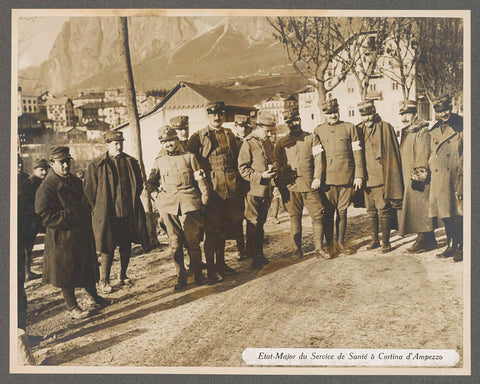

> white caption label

[{"left": 242, "top": 348, "right": 460, "bottom": 367}]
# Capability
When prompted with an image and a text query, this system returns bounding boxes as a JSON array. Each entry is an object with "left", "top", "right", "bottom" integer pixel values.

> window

[
  {"left": 23, "top": 106, "right": 27, "bottom": 112},
  {"left": 23, "top": 100, "right": 26, "bottom": 104},
  {"left": 369, "top": 83, "right": 377, "bottom": 91},
  {"left": 348, "top": 109, "right": 355, "bottom": 117},
  {"left": 347, "top": 80, "right": 355, "bottom": 94},
  {"left": 392, "top": 82, "right": 399, "bottom": 90},
  {"left": 28, "top": 100, "right": 31, "bottom": 104},
  {"left": 311, "top": 114, "right": 315, "bottom": 120}
]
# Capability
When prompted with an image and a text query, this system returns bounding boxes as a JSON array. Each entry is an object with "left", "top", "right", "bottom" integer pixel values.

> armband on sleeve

[
  {"left": 312, "top": 144, "right": 324, "bottom": 156},
  {"left": 351, "top": 140, "right": 361, "bottom": 151}
]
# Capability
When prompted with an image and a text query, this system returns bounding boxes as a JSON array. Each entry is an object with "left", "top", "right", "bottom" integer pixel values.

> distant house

[
  {"left": 44, "top": 97, "right": 76, "bottom": 131},
  {"left": 56, "top": 126, "right": 88, "bottom": 143},
  {"left": 18, "top": 114, "right": 45, "bottom": 144},
  {"left": 116, "top": 81, "right": 257, "bottom": 171},
  {"left": 17, "top": 87, "right": 39, "bottom": 116},
  {"left": 256, "top": 92, "right": 297, "bottom": 125},
  {"left": 84, "top": 119, "right": 111, "bottom": 141},
  {"left": 76, "top": 101, "right": 127, "bottom": 127},
  {"left": 72, "top": 92, "right": 106, "bottom": 108}
]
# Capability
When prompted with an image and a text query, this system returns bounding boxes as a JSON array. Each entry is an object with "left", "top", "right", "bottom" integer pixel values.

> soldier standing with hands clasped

[
  {"left": 314, "top": 98, "right": 364, "bottom": 255},
  {"left": 146, "top": 126, "right": 210, "bottom": 289},
  {"left": 238, "top": 111, "right": 277, "bottom": 269}
]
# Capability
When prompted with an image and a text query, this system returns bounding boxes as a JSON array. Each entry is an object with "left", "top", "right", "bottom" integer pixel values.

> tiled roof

[
  {"left": 77, "top": 101, "right": 125, "bottom": 109},
  {"left": 44, "top": 97, "right": 71, "bottom": 106}
]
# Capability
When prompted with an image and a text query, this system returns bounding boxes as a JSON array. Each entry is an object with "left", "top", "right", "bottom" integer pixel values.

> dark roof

[
  {"left": 85, "top": 119, "right": 111, "bottom": 131},
  {"left": 77, "top": 101, "right": 125, "bottom": 109},
  {"left": 74, "top": 92, "right": 105, "bottom": 100}
]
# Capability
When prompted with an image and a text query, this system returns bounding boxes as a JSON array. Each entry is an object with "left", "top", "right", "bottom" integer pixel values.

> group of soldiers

[{"left": 17, "top": 94, "right": 463, "bottom": 326}]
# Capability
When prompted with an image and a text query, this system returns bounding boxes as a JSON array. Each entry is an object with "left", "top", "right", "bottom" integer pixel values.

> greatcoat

[
  {"left": 398, "top": 119, "right": 436, "bottom": 235},
  {"left": 84, "top": 152, "right": 150, "bottom": 254},
  {"left": 428, "top": 113, "right": 463, "bottom": 219},
  {"left": 35, "top": 171, "right": 98, "bottom": 288}
]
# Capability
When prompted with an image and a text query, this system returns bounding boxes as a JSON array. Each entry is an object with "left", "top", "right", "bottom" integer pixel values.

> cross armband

[
  {"left": 194, "top": 169, "right": 206, "bottom": 180},
  {"left": 312, "top": 144, "right": 324, "bottom": 156},
  {"left": 351, "top": 140, "right": 361, "bottom": 151}
]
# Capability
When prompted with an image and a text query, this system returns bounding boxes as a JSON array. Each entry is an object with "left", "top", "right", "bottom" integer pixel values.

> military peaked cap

[
  {"left": 33, "top": 158, "right": 50, "bottom": 169},
  {"left": 158, "top": 125, "right": 178, "bottom": 141},
  {"left": 206, "top": 101, "right": 225, "bottom": 114},
  {"left": 283, "top": 107, "right": 300, "bottom": 122},
  {"left": 104, "top": 130, "right": 125, "bottom": 143},
  {"left": 357, "top": 100, "right": 376, "bottom": 116},
  {"left": 49, "top": 146, "right": 73, "bottom": 161},
  {"left": 433, "top": 94, "right": 452, "bottom": 113},
  {"left": 234, "top": 115, "right": 250, "bottom": 126},
  {"left": 399, "top": 100, "right": 417, "bottom": 115},
  {"left": 257, "top": 111, "right": 276, "bottom": 127},
  {"left": 321, "top": 98, "right": 339, "bottom": 114},
  {"left": 170, "top": 115, "right": 189, "bottom": 129}
]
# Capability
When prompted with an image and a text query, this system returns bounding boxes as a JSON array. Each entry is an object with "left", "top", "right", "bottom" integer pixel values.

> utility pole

[{"left": 118, "top": 16, "right": 159, "bottom": 249}]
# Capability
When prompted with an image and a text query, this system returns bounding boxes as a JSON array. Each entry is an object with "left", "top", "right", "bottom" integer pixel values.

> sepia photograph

[{"left": 11, "top": 7, "right": 470, "bottom": 375}]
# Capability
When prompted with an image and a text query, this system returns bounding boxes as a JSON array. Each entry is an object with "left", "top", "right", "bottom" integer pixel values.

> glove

[{"left": 310, "top": 178, "right": 321, "bottom": 190}]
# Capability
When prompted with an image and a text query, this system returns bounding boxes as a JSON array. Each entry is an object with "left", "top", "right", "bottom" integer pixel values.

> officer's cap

[
  {"left": 33, "top": 158, "right": 50, "bottom": 169},
  {"left": 399, "top": 100, "right": 417, "bottom": 115},
  {"left": 234, "top": 115, "right": 250, "bottom": 126},
  {"left": 256, "top": 111, "right": 276, "bottom": 128},
  {"left": 433, "top": 94, "right": 452, "bottom": 113},
  {"left": 357, "top": 100, "right": 376, "bottom": 116},
  {"left": 49, "top": 146, "right": 73, "bottom": 161},
  {"left": 321, "top": 98, "right": 339, "bottom": 114},
  {"left": 158, "top": 125, "right": 178, "bottom": 141},
  {"left": 283, "top": 107, "right": 300, "bottom": 123},
  {"left": 170, "top": 115, "right": 189, "bottom": 129},
  {"left": 104, "top": 130, "right": 125, "bottom": 143},
  {"left": 206, "top": 101, "right": 225, "bottom": 114}
]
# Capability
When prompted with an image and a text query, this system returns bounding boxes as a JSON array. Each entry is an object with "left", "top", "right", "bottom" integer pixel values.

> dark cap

[
  {"left": 433, "top": 94, "right": 452, "bottom": 113},
  {"left": 234, "top": 115, "right": 250, "bottom": 126},
  {"left": 104, "top": 130, "right": 125, "bottom": 143},
  {"left": 358, "top": 100, "right": 376, "bottom": 116},
  {"left": 170, "top": 115, "right": 189, "bottom": 129},
  {"left": 158, "top": 125, "right": 178, "bottom": 141},
  {"left": 256, "top": 111, "right": 276, "bottom": 128},
  {"left": 321, "top": 98, "right": 339, "bottom": 114},
  {"left": 49, "top": 146, "right": 73, "bottom": 161},
  {"left": 206, "top": 101, "right": 225, "bottom": 114},
  {"left": 283, "top": 107, "right": 300, "bottom": 123},
  {"left": 33, "top": 158, "right": 50, "bottom": 169},
  {"left": 399, "top": 100, "right": 417, "bottom": 115}
]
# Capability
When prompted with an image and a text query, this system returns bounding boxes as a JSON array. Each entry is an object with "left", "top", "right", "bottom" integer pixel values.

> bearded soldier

[
  {"left": 397, "top": 100, "right": 437, "bottom": 253},
  {"left": 170, "top": 115, "right": 190, "bottom": 150},
  {"left": 429, "top": 95, "right": 463, "bottom": 262}
]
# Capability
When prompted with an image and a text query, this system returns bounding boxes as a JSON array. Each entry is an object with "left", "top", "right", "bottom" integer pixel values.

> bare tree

[
  {"left": 118, "top": 17, "right": 159, "bottom": 248},
  {"left": 415, "top": 18, "right": 463, "bottom": 104},
  {"left": 267, "top": 17, "right": 353, "bottom": 104},
  {"left": 332, "top": 17, "right": 391, "bottom": 101},
  {"left": 378, "top": 18, "right": 418, "bottom": 100}
]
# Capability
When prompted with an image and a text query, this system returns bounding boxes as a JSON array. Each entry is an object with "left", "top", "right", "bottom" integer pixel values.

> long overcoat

[
  {"left": 35, "top": 171, "right": 98, "bottom": 288},
  {"left": 84, "top": 152, "right": 150, "bottom": 254},
  {"left": 398, "top": 120, "right": 436, "bottom": 235},
  {"left": 428, "top": 113, "right": 463, "bottom": 219}
]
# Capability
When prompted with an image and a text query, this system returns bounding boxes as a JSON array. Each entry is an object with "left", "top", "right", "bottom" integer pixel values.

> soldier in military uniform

[
  {"left": 146, "top": 126, "right": 210, "bottom": 289},
  {"left": 314, "top": 98, "right": 364, "bottom": 254},
  {"left": 274, "top": 107, "right": 327, "bottom": 258},
  {"left": 23, "top": 158, "right": 50, "bottom": 281},
  {"left": 230, "top": 114, "right": 252, "bottom": 260},
  {"left": 429, "top": 95, "right": 463, "bottom": 262},
  {"left": 397, "top": 100, "right": 437, "bottom": 253},
  {"left": 356, "top": 100, "right": 404, "bottom": 253},
  {"left": 186, "top": 101, "right": 240, "bottom": 279},
  {"left": 170, "top": 115, "right": 190, "bottom": 150},
  {"left": 238, "top": 111, "right": 277, "bottom": 269}
]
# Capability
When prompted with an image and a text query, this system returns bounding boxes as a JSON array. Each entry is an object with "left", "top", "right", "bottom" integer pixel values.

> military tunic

[{"left": 146, "top": 149, "right": 209, "bottom": 276}]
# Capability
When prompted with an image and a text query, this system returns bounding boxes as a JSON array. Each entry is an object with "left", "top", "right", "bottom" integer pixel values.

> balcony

[{"left": 366, "top": 91, "right": 383, "bottom": 100}]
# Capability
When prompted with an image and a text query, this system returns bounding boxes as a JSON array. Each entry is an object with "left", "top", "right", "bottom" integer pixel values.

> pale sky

[{"left": 18, "top": 17, "right": 69, "bottom": 70}]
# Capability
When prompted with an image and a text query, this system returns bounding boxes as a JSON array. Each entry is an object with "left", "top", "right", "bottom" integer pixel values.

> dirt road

[{"left": 24, "top": 209, "right": 463, "bottom": 368}]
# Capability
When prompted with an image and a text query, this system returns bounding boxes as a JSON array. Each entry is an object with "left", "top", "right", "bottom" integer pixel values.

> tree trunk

[{"left": 118, "top": 17, "right": 159, "bottom": 249}]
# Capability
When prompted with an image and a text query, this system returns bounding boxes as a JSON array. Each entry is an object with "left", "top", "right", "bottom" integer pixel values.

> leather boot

[
  {"left": 245, "top": 221, "right": 256, "bottom": 260},
  {"left": 291, "top": 218, "right": 303, "bottom": 258},
  {"left": 436, "top": 244, "right": 454, "bottom": 258},
  {"left": 380, "top": 216, "right": 392, "bottom": 253},
  {"left": 453, "top": 243, "right": 463, "bottom": 262},
  {"left": 407, "top": 233, "right": 427, "bottom": 253},
  {"left": 312, "top": 221, "right": 330, "bottom": 259},
  {"left": 367, "top": 216, "right": 380, "bottom": 249},
  {"left": 425, "top": 231, "right": 438, "bottom": 251},
  {"left": 174, "top": 270, "right": 187, "bottom": 291}
]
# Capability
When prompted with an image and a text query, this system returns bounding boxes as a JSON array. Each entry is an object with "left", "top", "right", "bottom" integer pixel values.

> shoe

[
  {"left": 87, "top": 295, "right": 111, "bottom": 309},
  {"left": 293, "top": 250, "right": 304, "bottom": 259},
  {"left": 257, "top": 255, "right": 270, "bottom": 265},
  {"left": 67, "top": 306, "right": 90, "bottom": 319},
  {"left": 436, "top": 246, "right": 454, "bottom": 259},
  {"left": 218, "top": 264, "right": 237, "bottom": 276},
  {"left": 100, "top": 281, "right": 113, "bottom": 294},
  {"left": 25, "top": 271, "right": 42, "bottom": 281},
  {"left": 407, "top": 242, "right": 428, "bottom": 254},
  {"left": 337, "top": 243, "right": 354, "bottom": 255},
  {"left": 315, "top": 248, "right": 331, "bottom": 259},
  {"left": 173, "top": 279, "right": 187, "bottom": 291},
  {"left": 207, "top": 273, "right": 223, "bottom": 285},
  {"left": 453, "top": 247, "right": 463, "bottom": 262},
  {"left": 367, "top": 240, "right": 380, "bottom": 250},
  {"left": 119, "top": 277, "right": 134, "bottom": 287},
  {"left": 194, "top": 273, "right": 208, "bottom": 286},
  {"left": 250, "top": 259, "right": 264, "bottom": 270},
  {"left": 381, "top": 242, "right": 392, "bottom": 253}
]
